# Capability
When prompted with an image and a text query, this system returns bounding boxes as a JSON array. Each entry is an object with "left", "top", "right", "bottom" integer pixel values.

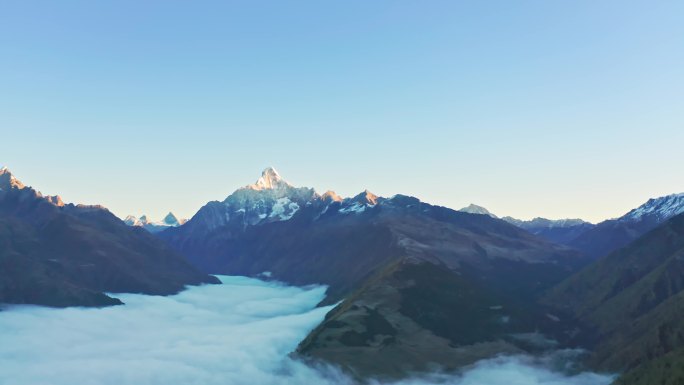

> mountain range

[
  {"left": 4, "top": 165, "right": 684, "bottom": 384},
  {"left": 161, "top": 168, "right": 587, "bottom": 377},
  {"left": 159, "top": 168, "right": 684, "bottom": 381},
  {"left": 0, "top": 167, "right": 217, "bottom": 307}
]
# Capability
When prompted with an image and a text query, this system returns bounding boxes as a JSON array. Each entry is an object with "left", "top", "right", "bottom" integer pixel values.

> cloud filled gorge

[{"left": 0, "top": 276, "right": 614, "bottom": 385}]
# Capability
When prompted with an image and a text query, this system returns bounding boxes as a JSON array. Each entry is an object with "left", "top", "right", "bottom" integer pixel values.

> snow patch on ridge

[
  {"left": 340, "top": 201, "right": 375, "bottom": 214},
  {"left": 269, "top": 197, "right": 300, "bottom": 221}
]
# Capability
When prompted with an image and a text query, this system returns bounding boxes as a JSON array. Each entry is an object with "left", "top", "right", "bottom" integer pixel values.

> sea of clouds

[{"left": 0, "top": 276, "right": 614, "bottom": 385}]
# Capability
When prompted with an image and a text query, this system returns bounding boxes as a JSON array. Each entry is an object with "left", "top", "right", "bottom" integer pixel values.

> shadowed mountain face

[
  {"left": 162, "top": 169, "right": 587, "bottom": 377},
  {"left": 0, "top": 168, "right": 218, "bottom": 308},
  {"left": 544, "top": 212, "right": 684, "bottom": 384}
]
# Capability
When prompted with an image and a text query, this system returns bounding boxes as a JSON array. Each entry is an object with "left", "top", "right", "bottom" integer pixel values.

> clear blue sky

[{"left": 2, "top": 0, "right": 683, "bottom": 223}]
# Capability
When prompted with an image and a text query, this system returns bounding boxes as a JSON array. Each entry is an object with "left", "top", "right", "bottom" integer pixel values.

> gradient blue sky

[{"left": 2, "top": 1, "right": 683, "bottom": 223}]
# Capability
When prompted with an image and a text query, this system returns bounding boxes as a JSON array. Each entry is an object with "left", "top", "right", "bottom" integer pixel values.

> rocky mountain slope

[
  {"left": 0, "top": 168, "right": 218, "bottom": 308},
  {"left": 296, "top": 257, "right": 584, "bottom": 379}
]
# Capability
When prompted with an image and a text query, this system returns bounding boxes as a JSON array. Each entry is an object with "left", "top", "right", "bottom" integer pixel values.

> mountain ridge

[
  {"left": 458, "top": 203, "right": 595, "bottom": 245},
  {"left": 0, "top": 168, "right": 218, "bottom": 308},
  {"left": 460, "top": 194, "right": 684, "bottom": 258},
  {"left": 570, "top": 192, "right": 684, "bottom": 258}
]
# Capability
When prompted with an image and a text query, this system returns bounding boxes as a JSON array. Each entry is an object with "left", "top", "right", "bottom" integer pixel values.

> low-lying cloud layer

[{"left": 0, "top": 276, "right": 614, "bottom": 385}]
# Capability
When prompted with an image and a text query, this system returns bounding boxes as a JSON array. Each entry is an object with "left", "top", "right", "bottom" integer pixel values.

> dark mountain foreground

[
  {"left": 296, "top": 259, "right": 586, "bottom": 379},
  {"left": 0, "top": 168, "right": 218, "bottom": 308}
]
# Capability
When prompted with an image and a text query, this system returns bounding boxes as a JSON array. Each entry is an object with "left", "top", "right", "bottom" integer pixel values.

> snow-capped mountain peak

[
  {"left": 123, "top": 212, "right": 187, "bottom": 232},
  {"left": 621, "top": 193, "right": 684, "bottom": 222},
  {"left": 459, "top": 204, "right": 498, "bottom": 218},
  {"left": 216, "top": 168, "right": 318, "bottom": 227},
  {"left": 248, "top": 167, "right": 292, "bottom": 191}
]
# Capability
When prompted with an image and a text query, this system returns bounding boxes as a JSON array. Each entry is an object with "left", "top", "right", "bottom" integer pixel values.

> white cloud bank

[{"left": 0, "top": 276, "right": 614, "bottom": 385}]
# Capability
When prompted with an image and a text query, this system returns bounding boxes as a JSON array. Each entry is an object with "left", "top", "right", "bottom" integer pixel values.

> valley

[{"left": 0, "top": 275, "right": 614, "bottom": 385}]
